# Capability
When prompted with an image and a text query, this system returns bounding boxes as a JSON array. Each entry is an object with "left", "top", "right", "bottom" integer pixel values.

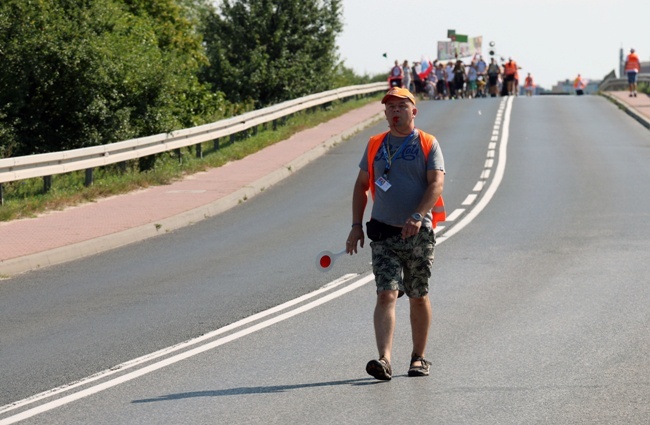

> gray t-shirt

[{"left": 359, "top": 130, "right": 445, "bottom": 229}]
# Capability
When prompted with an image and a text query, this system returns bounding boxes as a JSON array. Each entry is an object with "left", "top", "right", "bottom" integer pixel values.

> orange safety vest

[
  {"left": 366, "top": 130, "right": 446, "bottom": 227},
  {"left": 625, "top": 53, "right": 640, "bottom": 72},
  {"left": 504, "top": 61, "right": 517, "bottom": 76},
  {"left": 574, "top": 77, "right": 586, "bottom": 89}
]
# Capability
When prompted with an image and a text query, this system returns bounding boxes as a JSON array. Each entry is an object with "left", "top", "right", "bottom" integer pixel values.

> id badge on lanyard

[
  {"left": 375, "top": 175, "right": 392, "bottom": 192},
  {"left": 374, "top": 131, "right": 416, "bottom": 192}
]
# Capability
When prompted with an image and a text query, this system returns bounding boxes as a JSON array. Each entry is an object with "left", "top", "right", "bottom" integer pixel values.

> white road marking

[
  {"left": 444, "top": 208, "right": 466, "bottom": 222},
  {"left": 0, "top": 96, "right": 515, "bottom": 424},
  {"left": 462, "top": 194, "right": 478, "bottom": 205},
  {"left": 437, "top": 95, "right": 513, "bottom": 243},
  {"left": 0, "top": 274, "right": 358, "bottom": 419}
]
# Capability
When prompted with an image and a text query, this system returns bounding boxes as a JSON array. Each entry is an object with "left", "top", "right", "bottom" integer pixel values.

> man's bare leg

[
  {"left": 409, "top": 294, "right": 432, "bottom": 364},
  {"left": 374, "top": 290, "right": 398, "bottom": 362}
]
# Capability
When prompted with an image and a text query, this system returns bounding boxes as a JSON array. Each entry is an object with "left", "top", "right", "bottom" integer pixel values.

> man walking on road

[
  {"left": 345, "top": 87, "right": 446, "bottom": 381},
  {"left": 625, "top": 48, "right": 641, "bottom": 97}
]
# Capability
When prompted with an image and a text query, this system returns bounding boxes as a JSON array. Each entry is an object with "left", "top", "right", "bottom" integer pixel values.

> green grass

[{"left": 0, "top": 95, "right": 381, "bottom": 222}]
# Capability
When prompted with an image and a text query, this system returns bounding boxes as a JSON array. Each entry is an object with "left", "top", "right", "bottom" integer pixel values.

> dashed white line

[
  {"left": 438, "top": 95, "right": 514, "bottom": 243},
  {"left": 445, "top": 208, "right": 466, "bottom": 222},
  {"left": 462, "top": 194, "right": 478, "bottom": 205}
]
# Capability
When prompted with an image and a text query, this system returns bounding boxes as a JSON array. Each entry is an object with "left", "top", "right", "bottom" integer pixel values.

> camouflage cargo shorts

[{"left": 370, "top": 228, "right": 436, "bottom": 298}]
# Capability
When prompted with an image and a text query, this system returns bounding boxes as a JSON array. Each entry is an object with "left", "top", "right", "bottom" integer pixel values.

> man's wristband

[{"left": 352, "top": 222, "right": 362, "bottom": 228}]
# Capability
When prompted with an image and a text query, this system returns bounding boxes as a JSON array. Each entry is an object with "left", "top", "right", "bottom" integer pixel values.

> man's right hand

[{"left": 346, "top": 226, "right": 364, "bottom": 254}]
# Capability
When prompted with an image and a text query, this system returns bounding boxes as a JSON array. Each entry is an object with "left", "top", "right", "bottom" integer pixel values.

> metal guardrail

[
  {"left": 0, "top": 82, "right": 387, "bottom": 188},
  {"left": 599, "top": 74, "right": 650, "bottom": 91}
]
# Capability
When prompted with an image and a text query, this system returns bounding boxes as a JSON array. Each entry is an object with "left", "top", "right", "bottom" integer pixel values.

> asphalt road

[{"left": 1, "top": 95, "right": 649, "bottom": 424}]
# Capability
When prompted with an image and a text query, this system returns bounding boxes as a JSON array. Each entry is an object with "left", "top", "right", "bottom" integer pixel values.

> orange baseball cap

[{"left": 381, "top": 87, "right": 416, "bottom": 105}]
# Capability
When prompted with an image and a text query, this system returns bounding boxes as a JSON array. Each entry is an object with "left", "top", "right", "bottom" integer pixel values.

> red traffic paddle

[{"left": 315, "top": 249, "right": 346, "bottom": 272}]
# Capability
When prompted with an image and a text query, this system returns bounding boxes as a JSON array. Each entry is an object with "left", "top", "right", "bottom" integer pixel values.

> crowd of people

[{"left": 389, "top": 56, "right": 535, "bottom": 100}]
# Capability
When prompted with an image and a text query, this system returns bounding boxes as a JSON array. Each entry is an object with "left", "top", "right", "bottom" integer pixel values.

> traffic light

[{"left": 489, "top": 41, "right": 495, "bottom": 57}]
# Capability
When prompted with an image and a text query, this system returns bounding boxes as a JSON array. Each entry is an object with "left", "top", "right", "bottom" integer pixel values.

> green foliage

[
  {"left": 200, "top": 0, "right": 343, "bottom": 108},
  {"left": 0, "top": 0, "right": 227, "bottom": 157},
  {"left": 0, "top": 0, "right": 357, "bottom": 160},
  {"left": 639, "top": 82, "right": 649, "bottom": 95},
  {"left": 0, "top": 0, "right": 378, "bottom": 220}
]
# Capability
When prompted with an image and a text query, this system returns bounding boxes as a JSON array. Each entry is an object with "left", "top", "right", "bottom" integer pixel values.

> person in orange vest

[
  {"left": 624, "top": 48, "right": 641, "bottom": 97},
  {"left": 345, "top": 86, "right": 445, "bottom": 381},
  {"left": 524, "top": 73, "right": 535, "bottom": 96},
  {"left": 574, "top": 74, "right": 587, "bottom": 95},
  {"left": 503, "top": 57, "right": 518, "bottom": 95}
]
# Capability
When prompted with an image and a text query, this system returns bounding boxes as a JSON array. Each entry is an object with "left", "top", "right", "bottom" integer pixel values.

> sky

[{"left": 336, "top": 0, "right": 650, "bottom": 90}]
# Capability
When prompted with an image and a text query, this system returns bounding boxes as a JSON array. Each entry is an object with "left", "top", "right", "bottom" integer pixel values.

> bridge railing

[
  {"left": 599, "top": 73, "right": 650, "bottom": 91},
  {"left": 0, "top": 82, "right": 387, "bottom": 193}
]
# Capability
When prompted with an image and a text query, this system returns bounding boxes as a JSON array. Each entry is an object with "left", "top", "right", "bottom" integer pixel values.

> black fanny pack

[{"left": 366, "top": 218, "right": 402, "bottom": 242}]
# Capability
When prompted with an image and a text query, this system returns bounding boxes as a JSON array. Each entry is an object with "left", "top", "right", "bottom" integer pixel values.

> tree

[
  {"left": 0, "top": 0, "right": 225, "bottom": 157},
  {"left": 201, "top": 0, "right": 343, "bottom": 108}
]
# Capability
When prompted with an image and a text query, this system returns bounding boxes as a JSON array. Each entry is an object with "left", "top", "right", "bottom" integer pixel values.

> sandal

[
  {"left": 408, "top": 355, "right": 431, "bottom": 377},
  {"left": 366, "top": 357, "right": 392, "bottom": 381}
]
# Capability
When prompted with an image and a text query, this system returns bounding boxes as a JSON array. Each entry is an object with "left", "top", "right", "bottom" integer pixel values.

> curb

[
  {"left": 600, "top": 92, "right": 650, "bottom": 130},
  {"left": 0, "top": 111, "right": 383, "bottom": 277}
]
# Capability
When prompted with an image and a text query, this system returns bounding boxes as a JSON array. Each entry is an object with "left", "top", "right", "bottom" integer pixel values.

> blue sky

[{"left": 337, "top": 0, "right": 650, "bottom": 89}]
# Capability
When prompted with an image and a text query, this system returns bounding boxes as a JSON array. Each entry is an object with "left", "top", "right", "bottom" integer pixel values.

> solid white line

[
  {"left": 0, "top": 274, "right": 359, "bottom": 416},
  {"left": 0, "top": 275, "right": 374, "bottom": 425},
  {"left": 437, "top": 96, "right": 513, "bottom": 244}
]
